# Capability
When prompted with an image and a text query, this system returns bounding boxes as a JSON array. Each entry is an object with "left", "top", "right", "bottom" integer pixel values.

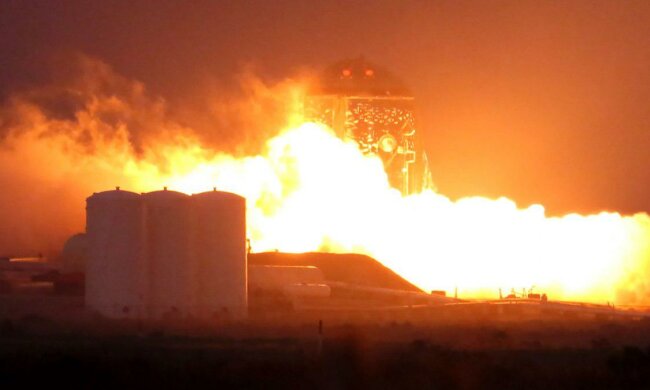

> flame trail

[
  {"left": 131, "top": 123, "right": 650, "bottom": 304},
  {"left": 1, "top": 56, "right": 649, "bottom": 304}
]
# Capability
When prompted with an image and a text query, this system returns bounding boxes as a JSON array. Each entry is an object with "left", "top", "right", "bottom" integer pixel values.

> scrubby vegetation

[{"left": 3, "top": 316, "right": 650, "bottom": 388}]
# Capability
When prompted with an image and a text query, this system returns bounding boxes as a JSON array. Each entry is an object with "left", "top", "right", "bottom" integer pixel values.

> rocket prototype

[{"left": 306, "top": 57, "right": 433, "bottom": 195}]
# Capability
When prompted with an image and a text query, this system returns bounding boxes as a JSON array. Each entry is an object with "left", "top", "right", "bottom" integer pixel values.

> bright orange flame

[
  {"left": 2, "top": 59, "right": 648, "bottom": 305},
  {"left": 121, "top": 122, "right": 650, "bottom": 305}
]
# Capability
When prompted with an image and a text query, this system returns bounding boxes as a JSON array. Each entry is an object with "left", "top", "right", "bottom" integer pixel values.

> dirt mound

[{"left": 248, "top": 252, "right": 421, "bottom": 292}]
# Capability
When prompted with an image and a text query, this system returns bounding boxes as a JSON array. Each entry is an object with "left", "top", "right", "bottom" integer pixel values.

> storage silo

[
  {"left": 191, "top": 190, "right": 247, "bottom": 319},
  {"left": 61, "top": 233, "right": 88, "bottom": 274},
  {"left": 143, "top": 189, "right": 193, "bottom": 319},
  {"left": 86, "top": 188, "right": 146, "bottom": 318}
]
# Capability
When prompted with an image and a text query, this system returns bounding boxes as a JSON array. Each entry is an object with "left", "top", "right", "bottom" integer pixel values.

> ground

[{"left": 3, "top": 293, "right": 650, "bottom": 388}]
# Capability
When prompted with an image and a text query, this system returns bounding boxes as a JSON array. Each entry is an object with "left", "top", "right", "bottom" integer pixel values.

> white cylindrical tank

[
  {"left": 143, "top": 189, "right": 193, "bottom": 319},
  {"left": 61, "top": 233, "right": 88, "bottom": 274},
  {"left": 248, "top": 265, "right": 325, "bottom": 292},
  {"left": 86, "top": 189, "right": 146, "bottom": 318},
  {"left": 191, "top": 190, "right": 247, "bottom": 319}
]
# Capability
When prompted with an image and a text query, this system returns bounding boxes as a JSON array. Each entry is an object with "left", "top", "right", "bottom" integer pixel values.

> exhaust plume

[{"left": 1, "top": 55, "right": 649, "bottom": 305}]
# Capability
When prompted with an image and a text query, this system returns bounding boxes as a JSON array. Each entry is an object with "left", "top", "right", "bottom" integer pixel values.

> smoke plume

[{"left": 0, "top": 54, "right": 306, "bottom": 257}]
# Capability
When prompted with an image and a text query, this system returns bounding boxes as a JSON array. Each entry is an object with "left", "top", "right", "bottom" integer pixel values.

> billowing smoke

[
  {"left": 2, "top": 54, "right": 649, "bottom": 306},
  {"left": 0, "top": 54, "right": 306, "bottom": 257}
]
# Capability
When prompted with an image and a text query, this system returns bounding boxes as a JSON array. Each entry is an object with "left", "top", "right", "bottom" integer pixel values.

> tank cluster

[{"left": 85, "top": 187, "right": 247, "bottom": 320}]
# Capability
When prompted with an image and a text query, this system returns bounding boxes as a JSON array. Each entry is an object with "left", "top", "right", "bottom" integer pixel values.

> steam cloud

[
  {"left": 1, "top": 54, "right": 649, "bottom": 306},
  {"left": 0, "top": 54, "right": 305, "bottom": 257}
]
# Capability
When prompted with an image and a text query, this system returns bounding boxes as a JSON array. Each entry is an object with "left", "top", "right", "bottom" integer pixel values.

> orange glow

[
  {"left": 115, "top": 122, "right": 650, "bottom": 305},
  {"left": 378, "top": 134, "right": 398, "bottom": 153},
  {"left": 2, "top": 60, "right": 649, "bottom": 305}
]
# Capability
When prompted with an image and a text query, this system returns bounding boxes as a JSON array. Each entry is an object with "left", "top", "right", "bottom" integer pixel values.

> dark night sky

[{"left": 1, "top": 0, "right": 649, "bottom": 215}]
